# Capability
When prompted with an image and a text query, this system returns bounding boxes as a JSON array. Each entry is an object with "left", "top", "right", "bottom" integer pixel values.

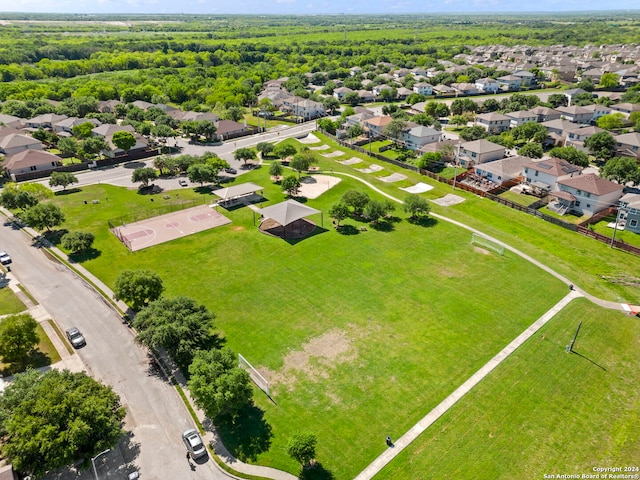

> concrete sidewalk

[{"left": 353, "top": 290, "right": 582, "bottom": 480}]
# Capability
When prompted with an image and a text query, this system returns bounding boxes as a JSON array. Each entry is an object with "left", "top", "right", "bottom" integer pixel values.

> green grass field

[
  {"left": 499, "top": 190, "right": 541, "bottom": 207},
  {"left": 0, "top": 287, "right": 26, "bottom": 315},
  {"left": 589, "top": 214, "right": 640, "bottom": 248},
  {"left": 44, "top": 134, "right": 640, "bottom": 478},
  {"left": 374, "top": 298, "right": 640, "bottom": 479}
]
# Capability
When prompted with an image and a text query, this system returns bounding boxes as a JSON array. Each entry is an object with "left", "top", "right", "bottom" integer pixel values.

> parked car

[
  {"left": 65, "top": 327, "right": 86, "bottom": 348},
  {"left": 0, "top": 251, "right": 11, "bottom": 265},
  {"left": 182, "top": 429, "right": 207, "bottom": 459},
  {"left": 224, "top": 167, "right": 237, "bottom": 175},
  {"left": 179, "top": 179, "right": 188, "bottom": 187}
]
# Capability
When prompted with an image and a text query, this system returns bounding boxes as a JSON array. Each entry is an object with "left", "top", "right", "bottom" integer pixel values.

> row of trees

[{"left": 329, "top": 190, "right": 430, "bottom": 227}]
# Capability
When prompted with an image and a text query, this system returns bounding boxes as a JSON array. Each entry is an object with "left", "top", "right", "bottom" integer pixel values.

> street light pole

[
  {"left": 610, "top": 204, "right": 623, "bottom": 248},
  {"left": 91, "top": 449, "right": 111, "bottom": 480}
]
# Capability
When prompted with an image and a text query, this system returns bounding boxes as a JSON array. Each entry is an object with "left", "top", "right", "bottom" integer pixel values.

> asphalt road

[{"left": 0, "top": 223, "right": 225, "bottom": 480}]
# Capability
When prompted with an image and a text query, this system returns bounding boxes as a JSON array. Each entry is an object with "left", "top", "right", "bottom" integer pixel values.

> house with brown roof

[
  {"left": 3, "top": 149, "right": 61, "bottom": 178},
  {"left": 523, "top": 157, "right": 583, "bottom": 192},
  {"left": 98, "top": 99, "right": 122, "bottom": 113},
  {"left": 103, "top": 133, "right": 149, "bottom": 158},
  {"left": 564, "top": 125, "right": 604, "bottom": 152},
  {"left": 506, "top": 110, "right": 538, "bottom": 128},
  {"left": 614, "top": 132, "right": 640, "bottom": 159},
  {"left": 553, "top": 173, "right": 624, "bottom": 216},
  {"left": 215, "top": 120, "right": 248, "bottom": 140},
  {"left": 25, "top": 113, "right": 68, "bottom": 130},
  {"left": 458, "top": 139, "right": 505, "bottom": 167},
  {"left": 610, "top": 102, "right": 640, "bottom": 118},
  {"left": 556, "top": 105, "right": 592, "bottom": 124},
  {"left": 364, "top": 116, "right": 393, "bottom": 136},
  {"left": 0, "top": 133, "right": 43, "bottom": 156},
  {"left": 168, "top": 110, "right": 219, "bottom": 123},
  {"left": 475, "top": 112, "right": 511, "bottom": 133},
  {"left": 0, "top": 113, "right": 24, "bottom": 128},
  {"left": 529, "top": 106, "right": 562, "bottom": 123}
]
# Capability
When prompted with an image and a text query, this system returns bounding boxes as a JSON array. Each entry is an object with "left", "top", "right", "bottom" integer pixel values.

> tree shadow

[
  {"left": 68, "top": 248, "right": 102, "bottom": 262},
  {"left": 335, "top": 225, "right": 360, "bottom": 236},
  {"left": 54, "top": 188, "right": 81, "bottom": 196},
  {"left": 298, "top": 462, "right": 335, "bottom": 480},
  {"left": 368, "top": 221, "right": 394, "bottom": 232},
  {"left": 407, "top": 216, "right": 438, "bottom": 228},
  {"left": 123, "top": 161, "right": 146, "bottom": 169},
  {"left": 214, "top": 402, "right": 273, "bottom": 462},
  {"left": 137, "top": 184, "right": 163, "bottom": 195},
  {"left": 42, "top": 229, "right": 69, "bottom": 245}
]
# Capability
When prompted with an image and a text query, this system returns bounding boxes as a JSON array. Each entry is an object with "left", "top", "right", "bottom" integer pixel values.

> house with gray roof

[
  {"left": 506, "top": 110, "right": 538, "bottom": 128},
  {"left": 556, "top": 105, "right": 593, "bottom": 125},
  {"left": 619, "top": 193, "right": 640, "bottom": 234},
  {"left": 474, "top": 155, "right": 530, "bottom": 185},
  {"left": 4, "top": 149, "right": 61, "bottom": 178},
  {"left": 458, "top": 139, "right": 505, "bottom": 167},
  {"left": 26, "top": 113, "right": 68, "bottom": 130},
  {"left": 523, "top": 157, "right": 583, "bottom": 192},
  {"left": 0, "top": 133, "right": 43, "bottom": 156},
  {"left": 614, "top": 132, "right": 640, "bottom": 159},
  {"left": 475, "top": 112, "right": 511, "bottom": 134}
]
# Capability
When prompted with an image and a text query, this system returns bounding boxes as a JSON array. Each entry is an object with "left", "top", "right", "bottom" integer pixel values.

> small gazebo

[{"left": 255, "top": 199, "right": 322, "bottom": 239}]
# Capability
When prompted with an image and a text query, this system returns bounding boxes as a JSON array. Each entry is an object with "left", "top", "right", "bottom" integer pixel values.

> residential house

[
  {"left": 0, "top": 113, "right": 24, "bottom": 128},
  {"left": 554, "top": 173, "right": 624, "bottom": 216},
  {"left": 474, "top": 155, "right": 530, "bottom": 184},
  {"left": 372, "top": 84, "right": 395, "bottom": 97},
  {"left": 432, "top": 84, "right": 456, "bottom": 96},
  {"left": 53, "top": 117, "right": 101, "bottom": 135},
  {"left": 345, "top": 110, "right": 375, "bottom": 127},
  {"left": 458, "top": 139, "right": 505, "bottom": 167},
  {"left": 497, "top": 74, "right": 522, "bottom": 90},
  {"left": 0, "top": 126, "right": 22, "bottom": 139},
  {"left": 398, "top": 125, "right": 441, "bottom": 150},
  {"left": 281, "top": 97, "right": 325, "bottom": 121},
  {"left": 97, "top": 99, "right": 122, "bottom": 113},
  {"left": 103, "top": 133, "right": 148, "bottom": 158},
  {"left": 562, "top": 88, "right": 588, "bottom": 106},
  {"left": 619, "top": 193, "right": 640, "bottom": 234},
  {"left": 349, "top": 66, "right": 362, "bottom": 77},
  {"left": 3, "top": 149, "right": 61, "bottom": 178},
  {"left": 564, "top": 125, "right": 604, "bottom": 152},
  {"left": 0, "top": 134, "right": 43, "bottom": 156},
  {"left": 396, "top": 87, "right": 413, "bottom": 100},
  {"left": 610, "top": 102, "right": 640, "bottom": 118},
  {"left": 523, "top": 157, "right": 583, "bottom": 192},
  {"left": 364, "top": 116, "right": 393, "bottom": 136},
  {"left": 540, "top": 119, "right": 582, "bottom": 146},
  {"left": 506, "top": 110, "right": 538, "bottom": 128},
  {"left": 556, "top": 105, "right": 593, "bottom": 124},
  {"left": 92, "top": 124, "right": 136, "bottom": 138},
  {"left": 357, "top": 90, "right": 376, "bottom": 103},
  {"left": 412, "top": 82, "right": 433, "bottom": 96},
  {"left": 333, "top": 87, "right": 354, "bottom": 101},
  {"left": 216, "top": 120, "right": 248, "bottom": 140},
  {"left": 26, "top": 113, "right": 68, "bottom": 130},
  {"left": 393, "top": 68, "right": 411, "bottom": 80},
  {"left": 512, "top": 70, "right": 536, "bottom": 86},
  {"left": 582, "top": 104, "right": 613, "bottom": 123},
  {"left": 614, "top": 132, "right": 640, "bottom": 159},
  {"left": 475, "top": 77, "right": 501, "bottom": 94},
  {"left": 167, "top": 111, "right": 219, "bottom": 123},
  {"left": 475, "top": 112, "right": 511, "bottom": 134},
  {"left": 411, "top": 67, "right": 428, "bottom": 78},
  {"left": 529, "top": 106, "right": 562, "bottom": 122},
  {"left": 451, "top": 83, "right": 479, "bottom": 96}
]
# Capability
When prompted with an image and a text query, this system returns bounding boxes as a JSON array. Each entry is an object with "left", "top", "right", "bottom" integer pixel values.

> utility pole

[{"left": 452, "top": 143, "right": 461, "bottom": 190}]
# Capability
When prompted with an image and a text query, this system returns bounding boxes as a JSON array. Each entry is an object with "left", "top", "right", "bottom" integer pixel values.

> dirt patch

[
  {"left": 262, "top": 329, "right": 356, "bottom": 391},
  {"left": 232, "top": 226, "right": 245, "bottom": 231},
  {"left": 474, "top": 246, "right": 490, "bottom": 255}
]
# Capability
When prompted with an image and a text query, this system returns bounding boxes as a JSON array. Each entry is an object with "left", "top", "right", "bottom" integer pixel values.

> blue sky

[{"left": 0, "top": 0, "right": 638, "bottom": 14}]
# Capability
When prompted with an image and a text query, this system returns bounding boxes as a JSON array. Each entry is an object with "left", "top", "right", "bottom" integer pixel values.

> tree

[
  {"left": 342, "top": 190, "right": 369, "bottom": 216},
  {"left": 57, "top": 137, "right": 78, "bottom": 158},
  {"left": 188, "top": 348, "right": 253, "bottom": 419},
  {"left": 290, "top": 153, "right": 314, "bottom": 179},
  {"left": 329, "top": 202, "right": 350, "bottom": 227},
  {"left": 0, "top": 186, "right": 38, "bottom": 212},
  {"left": 459, "top": 125, "right": 488, "bottom": 141},
  {"left": 596, "top": 113, "right": 625, "bottom": 130},
  {"left": 403, "top": 194, "right": 431, "bottom": 219},
  {"left": 133, "top": 296, "right": 217, "bottom": 370},
  {"left": 112, "top": 130, "right": 137, "bottom": 152},
  {"left": 282, "top": 175, "right": 301, "bottom": 197},
  {"left": 450, "top": 98, "right": 478, "bottom": 115},
  {"left": 61, "top": 231, "right": 95, "bottom": 254},
  {"left": 317, "top": 118, "right": 337, "bottom": 135},
  {"left": 269, "top": 161, "right": 283, "bottom": 179},
  {"left": 343, "top": 91, "right": 360, "bottom": 106},
  {"left": 71, "top": 122, "right": 95, "bottom": 139},
  {"left": 584, "top": 131, "right": 616, "bottom": 161},
  {"left": 364, "top": 200, "right": 394, "bottom": 223},
  {"left": 256, "top": 142, "right": 274, "bottom": 158},
  {"left": 322, "top": 96, "right": 340, "bottom": 114},
  {"left": 114, "top": 269, "right": 164, "bottom": 310},
  {"left": 384, "top": 118, "right": 408, "bottom": 146},
  {"left": 450, "top": 115, "right": 468, "bottom": 127},
  {"left": 187, "top": 163, "right": 217, "bottom": 186},
  {"left": 518, "top": 142, "right": 544, "bottom": 159},
  {"left": 234, "top": 147, "right": 257, "bottom": 165},
  {"left": 547, "top": 93, "right": 568, "bottom": 108},
  {"left": 600, "top": 156, "right": 640, "bottom": 184},
  {"left": 511, "top": 122, "right": 548, "bottom": 144},
  {"left": 273, "top": 143, "right": 297, "bottom": 161},
  {"left": 48, "top": 171, "right": 78, "bottom": 191},
  {"left": 416, "top": 151, "right": 443, "bottom": 170},
  {"left": 0, "top": 313, "right": 38, "bottom": 369},
  {"left": 598, "top": 73, "right": 620, "bottom": 89},
  {"left": 79, "top": 136, "right": 107, "bottom": 160},
  {"left": 0, "top": 369, "right": 125, "bottom": 477},
  {"left": 20, "top": 203, "right": 65, "bottom": 232},
  {"left": 132, "top": 167, "right": 158, "bottom": 188},
  {"left": 286, "top": 433, "right": 317, "bottom": 466},
  {"left": 548, "top": 146, "right": 590, "bottom": 167}
]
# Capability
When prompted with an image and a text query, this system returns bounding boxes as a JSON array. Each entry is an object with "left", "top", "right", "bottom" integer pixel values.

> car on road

[
  {"left": 178, "top": 179, "right": 189, "bottom": 187},
  {"left": 65, "top": 327, "right": 86, "bottom": 348},
  {"left": 0, "top": 251, "right": 11, "bottom": 265},
  {"left": 224, "top": 167, "right": 237, "bottom": 175},
  {"left": 182, "top": 429, "right": 207, "bottom": 459}
]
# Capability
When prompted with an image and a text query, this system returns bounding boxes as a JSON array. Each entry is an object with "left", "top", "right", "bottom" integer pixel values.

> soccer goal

[
  {"left": 471, "top": 233, "right": 505, "bottom": 255},
  {"left": 238, "top": 353, "right": 270, "bottom": 396}
]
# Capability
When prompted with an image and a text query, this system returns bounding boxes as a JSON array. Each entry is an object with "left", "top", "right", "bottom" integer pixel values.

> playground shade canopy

[
  {"left": 257, "top": 199, "right": 321, "bottom": 226},
  {"left": 213, "top": 182, "right": 263, "bottom": 202}
]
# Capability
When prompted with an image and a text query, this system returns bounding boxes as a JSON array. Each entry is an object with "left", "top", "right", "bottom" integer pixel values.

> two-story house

[
  {"left": 581, "top": 104, "right": 613, "bottom": 123},
  {"left": 474, "top": 155, "right": 530, "bottom": 185},
  {"left": 619, "top": 193, "right": 640, "bottom": 234},
  {"left": 512, "top": 70, "right": 536, "bottom": 86},
  {"left": 529, "top": 106, "right": 562, "bottom": 122},
  {"left": 475, "top": 77, "right": 501, "bottom": 94},
  {"left": 0, "top": 134, "right": 43, "bottom": 156},
  {"left": 614, "top": 132, "right": 640, "bottom": 159},
  {"left": 412, "top": 82, "right": 433, "bottom": 96},
  {"left": 556, "top": 105, "right": 593, "bottom": 125},
  {"left": 399, "top": 125, "right": 441, "bottom": 150},
  {"left": 523, "top": 157, "right": 583, "bottom": 192},
  {"left": 506, "top": 110, "right": 538, "bottom": 128},
  {"left": 333, "top": 87, "right": 354, "bottom": 101},
  {"left": 475, "top": 112, "right": 512, "bottom": 134},
  {"left": 496, "top": 74, "right": 522, "bottom": 91},
  {"left": 458, "top": 139, "right": 505, "bottom": 167},
  {"left": 564, "top": 125, "right": 604, "bottom": 152},
  {"left": 554, "top": 173, "right": 624, "bottom": 216}
]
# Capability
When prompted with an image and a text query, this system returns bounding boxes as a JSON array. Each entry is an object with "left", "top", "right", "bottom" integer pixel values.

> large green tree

[
  {"left": 600, "top": 157, "right": 640, "bottom": 184},
  {"left": 290, "top": 153, "right": 315, "bottom": 179},
  {"left": 61, "top": 231, "right": 95, "bottom": 254},
  {"left": 187, "top": 163, "right": 218, "bottom": 186},
  {"left": 133, "top": 296, "right": 218, "bottom": 370},
  {"left": 281, "top": 175, "right": 301, "bottom": 197},
  {"left": 286, "top": 433, "right": 317, "bottom": 466},
  {"left": 188, "top": 348, "right": 253, "bottom": 419},
  {"left": 518, "top": 142, "right": 544, "bottom": 159},
  {"left": 0, "top": 369, "right": 125, "bottom": 477},
  {"left": 342, "top": 190, "right": 370, "bottom": 216},
  {"left": 584, "top": 131, "right": 616, "bottom": 160},
  {"left": 131, "top": 167, "right": 158, "bottom": 187},
  {"left": 20, "top": 203, "right": 65, "bottom": 232},
  {"left": 233, "top": 147, "right": 257, "bottom": 165},
  {"left": 49, "top": 171, "right": 78, "bottom": 191},
  {"left": 0, "top": 313, "right": 38, "bottom": 370},
  {"left": 114, "top": 269, "right": 164, "bottom": 310},
  {"left": 548, "top": 146, "right": 590, "bottom": 167},
  {"left": 403, "top": 194, "right": 431, "bottom": 219},
  {"left": 112, "top": 131, "right": 137, "bottom": 152}
]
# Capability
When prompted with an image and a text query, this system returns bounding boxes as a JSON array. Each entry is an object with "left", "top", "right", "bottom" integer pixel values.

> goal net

[
  {"left": 238, "top": 353, "right": 270, "bottom": 396},
  {"left": 471, "top": 233, "right": 505, "bottom": 255}
]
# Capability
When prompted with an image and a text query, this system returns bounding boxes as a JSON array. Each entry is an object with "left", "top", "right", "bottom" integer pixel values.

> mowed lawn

[
  {"left": 375, "top": 298, "right": 640, "bottom": 479},
  {"left": 48, "top": 169, "right": 567, "bottom": 478}
]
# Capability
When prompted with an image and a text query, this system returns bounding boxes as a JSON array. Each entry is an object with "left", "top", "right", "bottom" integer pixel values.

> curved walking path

[{"left": 327, "top": 170, "right": 637, "bottom": 479}]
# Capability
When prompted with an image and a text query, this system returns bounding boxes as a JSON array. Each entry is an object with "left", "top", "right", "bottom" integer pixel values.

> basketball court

[{"left": 111, "top": 204, "right": 231, "bottom": 251}]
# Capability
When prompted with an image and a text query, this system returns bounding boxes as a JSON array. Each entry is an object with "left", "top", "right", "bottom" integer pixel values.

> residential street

[{"left": 0, "top": 222, "right": 227, "bottom": 480}]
